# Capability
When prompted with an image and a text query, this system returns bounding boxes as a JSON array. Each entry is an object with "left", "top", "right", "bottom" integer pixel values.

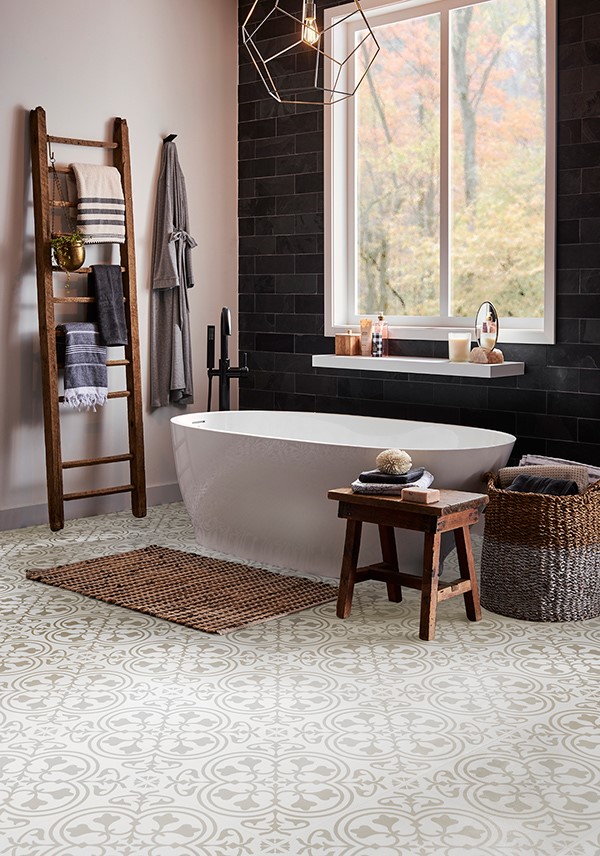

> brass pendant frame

[{"left": 242, "top": 0, "right": 380, "bottom": 106}]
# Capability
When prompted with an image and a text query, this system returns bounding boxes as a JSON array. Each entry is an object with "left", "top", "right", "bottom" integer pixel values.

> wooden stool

[{"left": 328, "top": 488, "right": 489, "bottom": 641}]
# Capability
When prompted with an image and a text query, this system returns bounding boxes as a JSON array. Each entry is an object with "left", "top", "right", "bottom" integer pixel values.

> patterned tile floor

[{"left": 0, "top": 502, "right": 599, "bottom": 856}]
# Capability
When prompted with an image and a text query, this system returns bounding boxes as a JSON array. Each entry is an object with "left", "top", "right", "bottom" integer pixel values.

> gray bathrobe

[{"left": 150, "top": 141, "right": 197, "bottom": 407}]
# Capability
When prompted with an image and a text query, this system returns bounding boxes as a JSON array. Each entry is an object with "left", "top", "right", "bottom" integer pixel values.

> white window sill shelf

[{"left": 312, "top": 354, "right": 525, "bottom": 378}]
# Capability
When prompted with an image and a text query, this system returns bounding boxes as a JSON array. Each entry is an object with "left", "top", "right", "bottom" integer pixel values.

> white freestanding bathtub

[{"left": 171, "top": 411, "right": 515, "bottom": 578}]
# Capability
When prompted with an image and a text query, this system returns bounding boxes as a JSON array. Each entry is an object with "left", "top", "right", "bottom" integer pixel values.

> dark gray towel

[
  {"left": 505, "top": 474, "right": 579, "bottom": 496},
  {"left": 89, "top": 264, "right": 128, "bottom": 346},
  {"left": 358, "top": 467, "right": 426, "bottom": 484}
]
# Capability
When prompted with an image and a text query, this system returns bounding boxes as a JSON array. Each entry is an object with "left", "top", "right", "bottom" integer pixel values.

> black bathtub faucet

[{"left": 206, "top": 308, "right": 249, "bottom": 411}]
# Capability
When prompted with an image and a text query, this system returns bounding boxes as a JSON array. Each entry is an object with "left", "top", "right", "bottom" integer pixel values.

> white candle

[
  {"left": 480, "top": 332, "right": 496, "bottom": 350},
  {"left": 448, "top": 332, "right": 471, "bottom": 362}
]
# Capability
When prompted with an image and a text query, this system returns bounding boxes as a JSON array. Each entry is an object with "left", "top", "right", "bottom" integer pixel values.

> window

[{"left": 325, "top": 0, "right": 556, "bottom": 343}]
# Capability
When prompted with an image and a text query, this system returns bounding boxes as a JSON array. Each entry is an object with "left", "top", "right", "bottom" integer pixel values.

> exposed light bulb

[
  {"left": 302, "top": 1, "right": 320, "bottom": 45},
  {"left": 302, "top": 17, "right": 319, "bottom": 45}
]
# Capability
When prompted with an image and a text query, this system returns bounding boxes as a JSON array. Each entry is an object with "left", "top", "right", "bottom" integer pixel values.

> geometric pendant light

[{"left": 242, "top": 1, "right": 380, "bottom": 106}]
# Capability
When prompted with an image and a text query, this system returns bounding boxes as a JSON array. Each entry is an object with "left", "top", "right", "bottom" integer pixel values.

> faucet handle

[
  {"left": 221, "top": 307, "right": 232, "bottom": 337},
  {"left": 207, "top": 325, "right": 215, "bottom": 370}
]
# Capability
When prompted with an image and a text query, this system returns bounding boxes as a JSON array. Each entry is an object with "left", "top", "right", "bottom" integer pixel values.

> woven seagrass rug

[{"left": 26, "top": 545, "right": 338, "bottom": 634}]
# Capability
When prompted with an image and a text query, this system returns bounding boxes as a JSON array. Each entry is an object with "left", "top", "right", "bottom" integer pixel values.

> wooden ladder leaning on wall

[{"left": 29, "top": 105, "right": 146, "bottom": 531}]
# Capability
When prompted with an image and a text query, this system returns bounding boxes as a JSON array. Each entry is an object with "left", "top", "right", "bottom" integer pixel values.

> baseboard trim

[{"left": 0, "top": 483, "right": 182, "bottom": 532}]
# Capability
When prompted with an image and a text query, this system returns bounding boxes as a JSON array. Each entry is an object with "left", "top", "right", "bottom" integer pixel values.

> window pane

[
  {"left": 356, "top": 14, "right": 441, "bottom": 316},
  {"left": 451, "top": 0, "right": 546, "bottom": 318}
]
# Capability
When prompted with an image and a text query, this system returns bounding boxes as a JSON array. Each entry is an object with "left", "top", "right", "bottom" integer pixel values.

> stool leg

[
  {"left": 378, "top": 524, "right": 402, "bottom": 603},
  {"left": 419, "top": 531, "right": 441, "bottom": 641},
  {"left": 454, "top": 525, "right": 481, "bottom": 622},
  {"left": 336, "top": 518, "right": 362, "bottom": 619}
]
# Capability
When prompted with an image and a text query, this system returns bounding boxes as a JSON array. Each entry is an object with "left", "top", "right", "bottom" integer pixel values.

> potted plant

[
  {"left": 51, "top": 231, "right": 86, "bottom": 287},
  {"left": 51, "top": 231, "right": 86, "bottom": 272},
  {"left": 49, "top": 156, "right": 86, "bottom": 285}
]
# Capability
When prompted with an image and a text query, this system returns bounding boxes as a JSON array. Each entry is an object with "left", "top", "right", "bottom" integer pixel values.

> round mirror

[{"left": 475, "top": 301, "right": 499, "bottom": 351}]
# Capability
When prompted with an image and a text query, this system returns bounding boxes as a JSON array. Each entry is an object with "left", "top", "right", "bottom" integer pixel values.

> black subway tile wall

[{"left": 238, "top": 0, "right": 600, "bottom": 464}]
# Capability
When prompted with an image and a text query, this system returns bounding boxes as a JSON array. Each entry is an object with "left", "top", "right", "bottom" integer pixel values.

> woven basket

[{"left": 480, "top": 473, "right": 600, "bottom": 622}]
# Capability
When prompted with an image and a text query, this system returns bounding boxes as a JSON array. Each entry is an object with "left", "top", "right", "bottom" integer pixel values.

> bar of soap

[{"left": 401, "top": 487, "right": 441, "bottom": 504}]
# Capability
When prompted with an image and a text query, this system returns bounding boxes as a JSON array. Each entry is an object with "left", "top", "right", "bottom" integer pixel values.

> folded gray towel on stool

[
  {"left": 352, "top": 470, "right": 434, "bottom": 495},
  {"left": 505, "top": 474, "right": 579, "bottom": 496},
  {"left": 60, "top": 322, "right": 107, "bottom": 411},
  {"left": 358, "top": 467, "right": 425, "bottom": 484},
  {"left": 89, "top": 264, "right": 128, "bottom": 346},
  {"left": 71, "top": 163, "right": 126, "bottom": 244}
]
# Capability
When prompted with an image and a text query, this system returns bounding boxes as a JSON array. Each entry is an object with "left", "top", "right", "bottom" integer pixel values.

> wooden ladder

[{"left": 29, "top": 105, "right": 146, "bottom": 531}]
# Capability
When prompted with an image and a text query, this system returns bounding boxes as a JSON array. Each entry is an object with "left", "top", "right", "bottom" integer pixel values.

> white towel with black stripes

[{"left": 71, "top": 163, "right": 126, "bottom": 244}]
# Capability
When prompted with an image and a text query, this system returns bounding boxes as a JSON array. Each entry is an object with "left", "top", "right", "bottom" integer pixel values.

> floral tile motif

[{"left": 1, "top": 503, "right": 599, "bottom": 855}]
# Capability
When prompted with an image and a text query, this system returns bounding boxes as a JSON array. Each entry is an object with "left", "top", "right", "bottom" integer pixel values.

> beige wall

[{"left": 0, "top": 0, "right": 238, "bottom": 527}]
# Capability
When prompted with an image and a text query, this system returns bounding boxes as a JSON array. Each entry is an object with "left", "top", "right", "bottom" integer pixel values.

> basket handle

[{"left": 483, "top": 471, "right": 497, "bottom": 490}]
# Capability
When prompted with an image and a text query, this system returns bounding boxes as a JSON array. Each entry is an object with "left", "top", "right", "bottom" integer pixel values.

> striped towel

[
  {"left": 70, "top": 163, "right": 126, "bottom": 244},
  {"left": 60, "top": 322, "right": 107, "bottom": 410}
]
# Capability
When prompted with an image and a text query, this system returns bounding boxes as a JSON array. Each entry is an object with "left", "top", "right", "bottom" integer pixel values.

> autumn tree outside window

[{"left": 324, "top": 0, "right": 556, "bottom": 344}]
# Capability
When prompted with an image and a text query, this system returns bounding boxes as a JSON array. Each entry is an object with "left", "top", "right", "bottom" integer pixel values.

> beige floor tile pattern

[{"left": 0, "top": 503, "right": 599, "bottom": 855}]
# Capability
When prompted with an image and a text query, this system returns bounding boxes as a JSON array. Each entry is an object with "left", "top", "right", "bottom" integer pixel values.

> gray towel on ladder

[
  {"left": 89, "top": 264, "right": 128, "bottom": 346},
  {"left": 60, "top": 322, "right": 107, "bottom": 411}
]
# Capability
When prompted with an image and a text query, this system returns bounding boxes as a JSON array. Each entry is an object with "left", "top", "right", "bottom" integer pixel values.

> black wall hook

[{"left": 163, "top": 134, "right": 177, "bottom": 143}]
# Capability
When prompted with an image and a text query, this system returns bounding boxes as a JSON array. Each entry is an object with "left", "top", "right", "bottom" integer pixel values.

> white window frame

[{"left": 324, "top": 0, "right": 556, "bottom": 344}]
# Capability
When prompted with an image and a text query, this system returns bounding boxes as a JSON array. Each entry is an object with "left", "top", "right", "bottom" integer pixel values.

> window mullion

[
  {"left": 348, "top": 26, "right": 358, "bottom": 321},
  {"left": 439, "top": 7, "right": 450, "bottom": 320}
]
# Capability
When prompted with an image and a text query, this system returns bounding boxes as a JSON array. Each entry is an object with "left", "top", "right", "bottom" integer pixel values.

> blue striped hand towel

[
  {"left": 60, "top": 322, "right": 108, "bottom": 410},
  {"left": 71, "top": 163, "right": 126, "bottom": 244}
]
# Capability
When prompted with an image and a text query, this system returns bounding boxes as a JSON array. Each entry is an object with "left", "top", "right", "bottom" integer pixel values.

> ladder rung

[
  {"left": 50, "top": 200, "right": 77, "bottom": 208},
  {"left": 51, "top": 266, "right": 127, "bottom": 274},
  {"left": 56, "top": 326, "right": 129, "bottom": 337},
  {"left": 64, "top": 484, "right": 134, "bottom": 501},
  {"left": 47, "top": 134, "right": 118, "bottom": 149},
  {"left": 57, "top": 359, "right": 128, "bottom": 369},
  {"left": 48, "top": 164, "right": 72, "bottom": 174},
  {"left": 54, "top": 296, "right": 96, "bottom": 303},
  {"left": 58, "top": 390, "right": 130, "bottom": 403},
  {"left": 63, "top": 453, "right": 133, "bottom": 470}
]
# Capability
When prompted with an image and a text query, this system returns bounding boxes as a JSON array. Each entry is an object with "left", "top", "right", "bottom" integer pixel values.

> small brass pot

[{"left": 54, "top": 240, "right": 86, "bottom": 272}]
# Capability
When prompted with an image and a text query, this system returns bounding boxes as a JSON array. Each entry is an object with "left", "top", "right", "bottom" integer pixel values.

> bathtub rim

[{"left": 171, "top": 410, "right": 516, "bottom": 454}]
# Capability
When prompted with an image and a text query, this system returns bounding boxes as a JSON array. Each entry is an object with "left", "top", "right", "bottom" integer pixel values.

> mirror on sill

[{"left": 470, "top": 302, "right": 504, "bottom": 365}]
